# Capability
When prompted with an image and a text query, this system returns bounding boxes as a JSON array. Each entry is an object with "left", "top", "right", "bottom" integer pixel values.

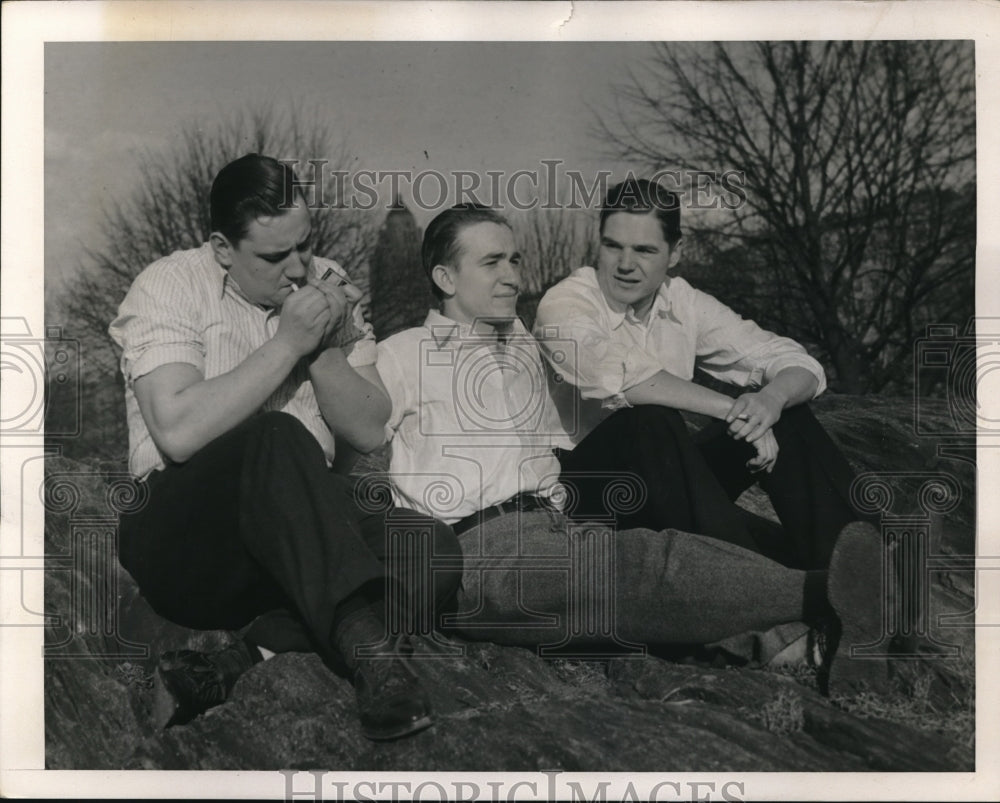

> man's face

[
  {"left": 213, "top": 201, "right": 313, "bottom": 308},
  {"left": 597, "top": 211, "right": 681, "bottom": 317},
  {"left": 440, "top": 222, "right": 522, "bottom": 329}
]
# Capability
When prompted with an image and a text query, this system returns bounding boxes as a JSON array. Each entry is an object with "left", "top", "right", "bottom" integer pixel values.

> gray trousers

[{"left": 448, "top": 511, "right": 811, "bottom": 660}]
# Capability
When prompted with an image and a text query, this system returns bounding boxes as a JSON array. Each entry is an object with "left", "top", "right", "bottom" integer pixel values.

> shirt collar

[
  {"left": 580, "top": 266, "right": 671, "bottom": 330},
  {"left": 423, "top": 309, "right": 529, "bottom": 348}
]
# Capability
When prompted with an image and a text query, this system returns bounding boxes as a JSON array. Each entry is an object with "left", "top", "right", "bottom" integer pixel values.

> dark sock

[
  {"left": 330, "top": 581, "right": 392, "bottom": 673},
  {"left": 802, "top": 570, "right": 834, "bottom": 621},
  {"left": 332, "top": 580, "right": 386, "bottom": 630}
]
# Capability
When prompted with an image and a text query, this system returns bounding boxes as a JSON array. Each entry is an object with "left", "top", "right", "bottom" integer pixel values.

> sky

[{"left": 44, "top": 41, "right": 649, "bottom": 296}]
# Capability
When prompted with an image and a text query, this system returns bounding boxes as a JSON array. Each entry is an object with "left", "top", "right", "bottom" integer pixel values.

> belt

[{"left": 452, "top": 492, "right": 554, "bottom": 535}]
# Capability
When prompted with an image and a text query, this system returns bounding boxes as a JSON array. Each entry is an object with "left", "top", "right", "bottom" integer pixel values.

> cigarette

[{"left": 737, "top": 414, "right": 750, "bottom": 420}]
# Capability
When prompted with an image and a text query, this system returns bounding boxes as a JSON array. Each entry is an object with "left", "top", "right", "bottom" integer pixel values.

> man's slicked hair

[
  {"left": 210, "top": 154, "right": 302, "bottom": 245},
  {"left": 421, "top": 204, "right": 511, "bottom": 301},
  {"left": 600, "top": 177, "right": 682, "bottom": 246}
]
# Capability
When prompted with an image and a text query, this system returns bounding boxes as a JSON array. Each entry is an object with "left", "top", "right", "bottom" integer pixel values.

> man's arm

[
  {"left": 308, "top": 350, "right": 391, "bottom": 453},
  {"left": 533, "top": 292, "right": 736, "bottom": 420},
  {"left": 307, "top": 274, "right": 391, "bottom": 453},
  {"left": 725, "top": 366, "right": 819, "bottom": 442},
  {"left": 133, "top": 286, "right": 331, "bottom": 463},
  {"left": 534, "top": 288, "right": 779, "bottom": 470},
  {"left": 622, "top": 369, "right": 736, "bottom": 420}
]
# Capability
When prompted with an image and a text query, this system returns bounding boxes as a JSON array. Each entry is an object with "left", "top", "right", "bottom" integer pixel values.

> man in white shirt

[
  {"left": 109, "top": 154, "right": 460, "bottom": 741},
  {"left": 534, "top": 178, "right": 868, "bottom": 571},
  {"left": 376, "top": 204, "right": 889, "bottom": 695}
]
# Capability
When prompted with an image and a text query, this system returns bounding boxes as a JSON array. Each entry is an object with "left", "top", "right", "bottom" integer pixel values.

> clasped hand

[
  {"left": 725, "top": 388, "right": 785, "bottom": 473},
  {"left": 275, "top": 273, "right": 364, "bottom": 358}
]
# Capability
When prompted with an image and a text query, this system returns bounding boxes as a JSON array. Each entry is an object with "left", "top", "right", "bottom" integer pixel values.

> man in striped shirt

[{"left": 109, "top": 154, "right": 460, "bottom": 741}]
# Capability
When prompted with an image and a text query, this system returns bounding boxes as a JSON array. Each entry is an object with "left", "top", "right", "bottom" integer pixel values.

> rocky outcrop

[{"left": 43, "top": 396, "right": 976, "bottom": 771}]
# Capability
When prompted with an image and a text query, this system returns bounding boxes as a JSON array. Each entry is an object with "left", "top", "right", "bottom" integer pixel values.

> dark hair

[
  {"left": 210, "top": 154, "right": 302, "bottom": 245},
  {"left": 421, "top": 204, "right": 511, "bottom": 301},
  {"left": 600, "top": 177, "right": 682, "bottom": 246}
]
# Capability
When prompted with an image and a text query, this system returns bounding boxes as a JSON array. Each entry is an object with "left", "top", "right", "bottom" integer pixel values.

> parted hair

[
  {"left": 422, "top": 204, "right": 511, "bottom": 300},
  {"left": 210, "top": 153, "right": 302, "bottom": 245}
]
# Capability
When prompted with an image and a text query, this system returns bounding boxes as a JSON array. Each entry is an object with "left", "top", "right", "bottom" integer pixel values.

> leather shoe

[
  {"left": 153, "top": 639, "right": 259, "bottom": 728},
  {"left": 353, "top": 649, "right": 434, "bottom": 741}
]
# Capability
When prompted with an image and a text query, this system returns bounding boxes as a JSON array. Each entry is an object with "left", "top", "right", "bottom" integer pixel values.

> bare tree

[
  {"left": 510, "top": 207, "right": 598, "bottom": 326},
  {"left": 595, "top": 41, "right": 975, "bottom": 393},
  {"left": 49, "top": 105, "right": 376, "bottom": 459}
]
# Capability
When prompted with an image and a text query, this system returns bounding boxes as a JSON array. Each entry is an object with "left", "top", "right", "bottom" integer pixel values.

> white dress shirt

[
  {"left": 533, "top": 267, "right": 827, "bottom": 445},
  {"left": 109, "top": 243, "right": 376, "bottom": 478},
  {"left": 377, "top": 310, "right": 566, "bottom": 524}
]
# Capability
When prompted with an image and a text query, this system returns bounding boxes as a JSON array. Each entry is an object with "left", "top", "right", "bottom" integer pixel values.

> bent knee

[
  {"left": 772, "top": 402, "right": 820, "bottom": 440},
  {"left": 249, "top": 411, "right": 314, "bottom": 442},
  {"left": 606, "top": 405, "right": 687, "bottom": 436}
]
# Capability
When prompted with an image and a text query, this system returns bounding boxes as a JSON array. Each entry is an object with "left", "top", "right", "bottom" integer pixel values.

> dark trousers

[
  {"left": 557, "top": 404, "right": 864, "bottom": 570},
  {"left": 118, "top": 411, "right": 462, "bottom": 666}
]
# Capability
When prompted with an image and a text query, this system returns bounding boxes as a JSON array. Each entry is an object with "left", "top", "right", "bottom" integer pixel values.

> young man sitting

[
  {"left": 535, "top": 178, "right": 872, "bottom": 571},
  {"left": 109, "top": 154, "right": 460, "bottom": 741},
  {"left": 375, "top": 203, "right": 891, "bottom": 694}
]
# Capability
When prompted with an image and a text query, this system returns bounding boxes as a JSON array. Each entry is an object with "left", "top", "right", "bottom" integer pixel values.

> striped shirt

[{"left": 108, "top": 243, "right": 376, "bottom": 479}]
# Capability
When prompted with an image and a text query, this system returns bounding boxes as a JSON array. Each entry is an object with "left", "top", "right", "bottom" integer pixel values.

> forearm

[
  {"left": 760, "top": 366, "right": 818, "bottom": 409},
  {"left": 309, "top": 349, "right": 391, "bottom": 453},
  {"left": 623, "top": 370, "right": 736, "bottom": 420},
  {"left": 140, "top": 339, "right": 300, "bottom": 462}
]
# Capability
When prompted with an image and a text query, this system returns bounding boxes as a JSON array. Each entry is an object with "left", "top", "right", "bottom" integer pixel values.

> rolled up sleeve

[
  {"left": 692, "top": 289, "right": 827, "bottom": 397},
  {"left": 534, "top": 295, "right": 662, "bottom": 401},
  {"left": 345, "top": 316, "right": 377, "bottom": 368},
  {"left": 108, "top": 267, "right": 205, "bottom": 384}
]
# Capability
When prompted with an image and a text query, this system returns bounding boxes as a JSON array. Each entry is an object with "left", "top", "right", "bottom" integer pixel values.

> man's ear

[
  {"left": 431, "top": 264, "right": 456, "bottom": 298},
  {"left": 668, "top": 239, "right": 683, "bottom": 270},
  {"left": 210, "top": 232, "right": 234, "bottom": 268}
]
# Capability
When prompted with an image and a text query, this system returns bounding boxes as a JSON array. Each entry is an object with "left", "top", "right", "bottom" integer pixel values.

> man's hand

[
  {"left": 310, "top": 274, "right": 366, "bottom": 350},
  {"left": 726, "top": 387, "right": 785, "bottom": 442},
  {"left": 746, "top": 427, "right": 779, "bottom": 473},
  {"left": 274, "top": 286, "right": 332, "bottom": 358}
]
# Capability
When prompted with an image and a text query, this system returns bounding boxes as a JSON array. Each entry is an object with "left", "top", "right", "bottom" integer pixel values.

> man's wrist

[
  {"left": 759, "top": 383, "right": 789, "bottom": 409},
  {"left": 267, "top": 335, "right": 306, "bottom": 368},
  {"left": 308, "top": 344, "right": 351, "bottom": 372}
]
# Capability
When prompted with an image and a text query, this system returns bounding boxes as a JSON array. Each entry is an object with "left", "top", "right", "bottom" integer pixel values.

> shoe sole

[
  {"left": 826, "top": 522, "right": 891, "bottom": 696},
  {"left": 362, "top": 713, "right": 434, "bottom": 742}
]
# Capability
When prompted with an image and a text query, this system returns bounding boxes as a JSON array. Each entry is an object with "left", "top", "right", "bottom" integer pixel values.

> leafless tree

[
  {"left": 510, "top": 207, "right": 598, "bottom": 326},
  {"left": 595, "top": 41, "right": 975, "bottom": 393},
  {"left": 49, "top": 106, "right": 376, "bottom": 459}
]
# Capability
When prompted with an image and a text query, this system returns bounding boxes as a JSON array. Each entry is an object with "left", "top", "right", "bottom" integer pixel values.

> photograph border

[{"left": 3, "top": 1, "right": 999, "bottom": 799}]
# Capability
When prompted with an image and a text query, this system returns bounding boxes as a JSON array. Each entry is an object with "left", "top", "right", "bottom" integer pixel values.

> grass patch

[
  {"left": 114, "top": 661, "right": 153, "bottom": 690},
  {"left": 758, "top": 689, "right": 806, "bottom": 734},
  {"left": 832, "top": 655, "right": 975, "bottom": 749}
]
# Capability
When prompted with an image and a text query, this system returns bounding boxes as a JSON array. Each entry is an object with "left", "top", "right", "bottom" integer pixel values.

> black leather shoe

[
  {"left": 353, "top": 651, "right": 434, "bottom": 741},
  {"left": 824, "top": 522, "right": 891, "bottom": 696},
  {"left": 153, "top": 640, "right": 259, "bottom": 728}
]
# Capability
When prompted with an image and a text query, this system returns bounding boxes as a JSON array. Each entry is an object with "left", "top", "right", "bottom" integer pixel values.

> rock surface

[{"left": 43, "top": 396, "right": 976, "bottom": 771}]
